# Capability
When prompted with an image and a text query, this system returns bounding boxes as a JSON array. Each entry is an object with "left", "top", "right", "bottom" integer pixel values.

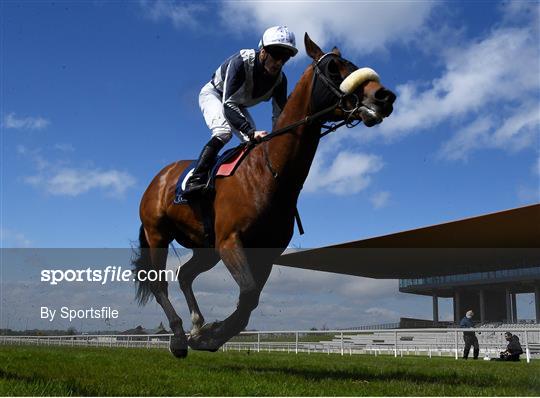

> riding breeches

[{"left": 199, "top": 82, "right": 254, "bottom": 144}]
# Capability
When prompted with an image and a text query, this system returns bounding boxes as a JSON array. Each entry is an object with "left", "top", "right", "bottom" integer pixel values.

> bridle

[
  {"left": 258, "top": 52, "right": 368, "bottom": 145},
  {"left": 311, "top": 52, "right": 363, "bottom": 129}
]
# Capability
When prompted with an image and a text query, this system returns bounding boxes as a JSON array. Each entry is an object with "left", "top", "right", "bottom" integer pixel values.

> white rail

[{"left": 1, "top": 327, "right": 538, "bottom": 363}]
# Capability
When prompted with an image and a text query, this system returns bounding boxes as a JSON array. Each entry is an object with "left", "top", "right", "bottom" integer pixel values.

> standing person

[
  {"left": 460, "top": 309, "right": 479, "bottom": 359},
  {"left": 183, "top": 26, "right": 298, "bottom": 196},
  {"left": 493, "top": 332, "right": 523, "bottom": 361}
]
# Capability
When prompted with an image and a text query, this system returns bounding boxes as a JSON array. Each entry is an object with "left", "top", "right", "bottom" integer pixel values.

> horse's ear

[
  {"left": 331, "top": 46, "right": 341, "bottom": 57},
  {"left": 304, "top": 33, "right": 324, "bottom": 61}
]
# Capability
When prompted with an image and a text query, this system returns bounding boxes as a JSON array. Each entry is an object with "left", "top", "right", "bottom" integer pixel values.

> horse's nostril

[
  {"left": 374, "top": 88, "right": 396, "bottom": 104},
  {"left": 374, "top": 88, "right": 388, "bottom": 101}
]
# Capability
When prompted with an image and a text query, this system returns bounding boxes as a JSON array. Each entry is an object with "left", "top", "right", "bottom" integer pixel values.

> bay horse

[{"left": 133, "top": 33, "right": 396, "bottom": 358}]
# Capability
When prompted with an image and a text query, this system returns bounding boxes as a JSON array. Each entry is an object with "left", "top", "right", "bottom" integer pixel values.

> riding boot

[
  {"left": 183, "top": 137, "right": 224, "bottom": 196},
  {"left": 473, "top": 348, "right": 479, "bottom": 359}
]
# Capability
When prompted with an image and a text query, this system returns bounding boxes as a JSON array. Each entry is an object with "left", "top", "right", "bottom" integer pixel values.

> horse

[{"left": 132, "top": 33, "right": 396, "bottom": 358}]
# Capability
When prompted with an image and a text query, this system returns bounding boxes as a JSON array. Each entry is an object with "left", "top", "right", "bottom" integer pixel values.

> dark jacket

[
  {"left": 210, "top": 49, "right": 287, "bottom": 138},
  {"left": 459, "top": 316, "right": 475, "bottom": 337},
  {"left": 506, "top": 335, "right": 523, "bottom": 355}
]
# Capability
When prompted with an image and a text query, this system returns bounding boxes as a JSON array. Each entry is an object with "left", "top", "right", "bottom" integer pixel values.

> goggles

[{"left": 266, "top": 47, "right": 293, "bottom": 63}]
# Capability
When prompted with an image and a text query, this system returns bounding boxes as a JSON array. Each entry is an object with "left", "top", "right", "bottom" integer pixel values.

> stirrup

[{"left": 183, "top": 178, "right": 206, "bottom": 197}]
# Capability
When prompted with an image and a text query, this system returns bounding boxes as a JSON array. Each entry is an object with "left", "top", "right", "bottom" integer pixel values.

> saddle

[
  {"left": 172, "top": 143, "right": 252, "bottom": 247},
  {"left": 174, "top": 143, "right": 251, "bottom": 205},
  {"left": 173, "top": 141, "right": 304, "bottom": 247}
]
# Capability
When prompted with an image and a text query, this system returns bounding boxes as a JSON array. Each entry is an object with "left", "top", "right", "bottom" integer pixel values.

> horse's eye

[{"left": 327, "top": 60, "right": 340, "bottom": 76}]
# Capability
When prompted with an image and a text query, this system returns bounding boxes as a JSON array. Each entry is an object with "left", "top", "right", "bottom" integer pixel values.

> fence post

[
  {"left": 257, "top": 333, "right": 260, "bottom": 353},
  {"left": 340, "top": 332, "right": 344, "bottom": 356},
  {"left": 295, "top": 332, "right": 298, "bottom": 354},
  {"left": 394, "top": 330, "right": 398, "bottom": 357},
  {"left": 525, "top": 330, "right": 530, "bottom": 364},
  {"left": 454, "top": 330, "right": 458, "bottom": 360}
]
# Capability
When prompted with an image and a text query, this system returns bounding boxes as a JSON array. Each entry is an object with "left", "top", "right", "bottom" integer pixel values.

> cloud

[
  {"left": 437, "top": 116, "right": 493, "bottom": 162},
  {"left": 18, "top": 145, "right": 136, "bottom": 198},
  {"left": 2, "top": 112, "right": 50, "bottom": 130},
  {"left": 25, "top": 168, "right": 136, "bottom": 197},
  {"left": 370, "top": 191, "right": 390, "bottom": 209},
  {"left": 439, "top": 104, "right": 540, "bottom": 162},
  {"left": 0, "top": 228, "right": 32, "bottom": 248},
  {"left": 380, "top": 27, "right": 539, "bottom": 135},
  {"left": 139, "top": 0, "right": 206, "bottom": 29},
  {"left": 53, "top": 143, "right": 75, "bottom": 152},
  {"left": 499, "top": 0, "right": 540, "bottom": 24},
  {"left": 375, "top": 21, "right": 540, "bottom": 160},
  {"left": 365, "top": 307, "right": 399, "bottom": 320},
  {"left": 491, "top": 104, "right": 540, "bottom": 152},
  {"left": 517, "top": 185, "right": 540, "bottom": 204},
  {"left": 219, "top": 2, "right": 436, "bottom": 55},
  {"left": 340, "top": 278, "right": 397, "bottom": 300},
  {"left": 304, "top": 150, "right": 383, "bottom": 195}
]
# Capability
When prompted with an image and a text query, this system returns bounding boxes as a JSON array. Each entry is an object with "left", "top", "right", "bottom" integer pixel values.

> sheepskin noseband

[{"left": 339, "top": 68, "right": 380, "bottom": 94}]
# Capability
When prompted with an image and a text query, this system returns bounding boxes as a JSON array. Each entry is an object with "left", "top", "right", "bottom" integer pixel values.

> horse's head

[{"left": 305, "top": 33, "right": 396, "bottom": 127}]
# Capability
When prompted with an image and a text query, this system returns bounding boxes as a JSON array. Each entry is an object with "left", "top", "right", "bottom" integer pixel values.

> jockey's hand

[{"left": 253, "top": 130, "right": 269, "bottom": 142}]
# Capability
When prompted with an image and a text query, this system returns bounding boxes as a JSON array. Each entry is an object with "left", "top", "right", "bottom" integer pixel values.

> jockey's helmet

[{"left": 259, "top": 26, "right": 298, "bottom": 56}]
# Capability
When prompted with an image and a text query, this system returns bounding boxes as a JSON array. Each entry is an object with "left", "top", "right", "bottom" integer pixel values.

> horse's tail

[{"left": 132, "top": 224, "right": 153, "bottom": 306}]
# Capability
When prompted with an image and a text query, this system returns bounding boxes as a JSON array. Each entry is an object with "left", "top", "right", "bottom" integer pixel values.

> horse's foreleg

[
  {"left": 177, "top": 249, "right": 220, "bottom": 334},
  {"left": 188, "top": 235, "right": 272, "bottom": 351},
  {"left": 145, "top": 233, "right": 188, "bottom": 358}
]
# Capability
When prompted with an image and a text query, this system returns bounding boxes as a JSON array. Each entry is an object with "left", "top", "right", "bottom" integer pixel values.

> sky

[{"left": 1, "top": 0, "right": 539, "bottom": 332}]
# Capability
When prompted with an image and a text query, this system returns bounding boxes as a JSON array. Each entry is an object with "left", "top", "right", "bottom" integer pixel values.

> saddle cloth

[{"left": 174, "top": 144, "right": 250, "bottom": 204}]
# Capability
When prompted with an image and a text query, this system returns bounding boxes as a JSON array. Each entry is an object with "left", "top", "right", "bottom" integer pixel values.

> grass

[{"left": 0, "top": 345, "right": 539, "bottom": 396}]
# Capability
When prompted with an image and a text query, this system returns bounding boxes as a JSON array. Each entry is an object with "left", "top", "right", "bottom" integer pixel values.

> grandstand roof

[{"left": 275, "top": 203, "right": 540, "bottom": 279}]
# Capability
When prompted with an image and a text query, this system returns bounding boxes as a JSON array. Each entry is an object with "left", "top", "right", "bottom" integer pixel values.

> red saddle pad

[{"left": 216, "top": 147, "right": 249, "bottom": 177}]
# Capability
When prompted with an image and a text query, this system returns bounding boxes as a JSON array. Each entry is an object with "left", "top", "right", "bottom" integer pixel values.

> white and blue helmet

[{"left": 258, "top": 26, "right": 298, "bottom": 56}]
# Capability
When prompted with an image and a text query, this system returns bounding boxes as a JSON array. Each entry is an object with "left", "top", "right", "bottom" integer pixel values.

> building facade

[{"left": 400, "top": 266, "right": 540, "bottom": 323}]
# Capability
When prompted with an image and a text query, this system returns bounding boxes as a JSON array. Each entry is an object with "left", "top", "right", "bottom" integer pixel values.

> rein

[
  {"left": 257, "top": 53, "right": 362, "bottom": 145},
  {"left": 257, "top": 101, "right": 341, "bottom": 144}
]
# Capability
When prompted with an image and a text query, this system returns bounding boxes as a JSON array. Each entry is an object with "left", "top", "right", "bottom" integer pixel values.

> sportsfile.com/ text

[{"left": 40, "top": 267, "right": 177, "bottom": 285}]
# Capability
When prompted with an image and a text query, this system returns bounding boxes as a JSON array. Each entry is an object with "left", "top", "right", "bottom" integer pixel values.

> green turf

[{"left": 0, "top": 345, "right": 538, "bottom": 396}]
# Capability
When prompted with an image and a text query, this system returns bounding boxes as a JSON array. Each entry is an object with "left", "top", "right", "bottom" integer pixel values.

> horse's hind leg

[
  {"left": 177, "top": 248, "right": 220, "bottom": 334},
  {"left": 188, "top": 234, "right": 273, "bottom": 351},
  {"left": 145, "top": 228, "right": 189, "bottom": 358}
]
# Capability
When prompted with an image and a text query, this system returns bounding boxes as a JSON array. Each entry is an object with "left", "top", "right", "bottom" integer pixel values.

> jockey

[{"left": 183, "top": 26, "right": 298, "bottom": 196}]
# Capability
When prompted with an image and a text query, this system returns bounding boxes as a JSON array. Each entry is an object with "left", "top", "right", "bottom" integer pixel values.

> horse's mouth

[{"left": 358, "top": 105, "right": 383, "bottom": 127}]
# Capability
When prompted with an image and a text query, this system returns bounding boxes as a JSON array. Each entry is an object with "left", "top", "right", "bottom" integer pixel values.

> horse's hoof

[
  {"left": 169, "top": 335, "right": 188, "bottom": 359},
  {"left": 187, "top": 333, "right": 220, "bottom": 352}
]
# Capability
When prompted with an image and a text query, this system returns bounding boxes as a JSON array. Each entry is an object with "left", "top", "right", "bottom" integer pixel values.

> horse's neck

[{"left": 267, "top": 69, "right": 320, "bottom": 194}]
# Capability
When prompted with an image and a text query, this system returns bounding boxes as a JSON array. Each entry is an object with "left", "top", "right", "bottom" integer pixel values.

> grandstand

[
  {"left": 400, "top": 267, "right": 540, "bottom": 324},
  {"left": 277, "top": 204, "right": 540, "bottom": 324}
]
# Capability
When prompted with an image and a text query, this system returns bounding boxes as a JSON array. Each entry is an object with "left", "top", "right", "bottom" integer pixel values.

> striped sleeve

[{"left": 222, "top": 54, "right": 255, "bottom": 137}]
